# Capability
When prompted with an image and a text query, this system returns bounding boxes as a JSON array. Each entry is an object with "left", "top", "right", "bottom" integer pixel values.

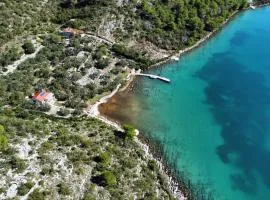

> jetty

[{"left": 134, "top": 73, "right": 171, "bottom": 83}]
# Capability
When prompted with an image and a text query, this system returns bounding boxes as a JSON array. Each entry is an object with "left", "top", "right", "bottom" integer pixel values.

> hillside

[
  {"left": 1, "top": 0, "right": 249, "bottom": 60},
  {"left": 0, "top": 0, "right": 57, "bottom": 47},
  {"left": 0, "top": 0, "right": 270, "bottom": 200},
  {"left": 0, "top": 110, "right": 178, "bottom": 199}
]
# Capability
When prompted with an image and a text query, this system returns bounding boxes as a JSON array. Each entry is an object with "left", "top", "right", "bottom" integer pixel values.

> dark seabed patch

[
  {"left": 230, "top": 31, "right": 251, "bottom": 46},
  {"left": 196, "top": 52, "right": 270, "bottom": 195}
]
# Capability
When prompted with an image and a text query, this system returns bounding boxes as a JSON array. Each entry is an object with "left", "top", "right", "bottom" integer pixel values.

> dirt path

[
  {"left": 2, "top": 45, "right": 44, "bottom": 75},
  {"left": 85, "top": 32, "right": 114, "bottom": 45}
]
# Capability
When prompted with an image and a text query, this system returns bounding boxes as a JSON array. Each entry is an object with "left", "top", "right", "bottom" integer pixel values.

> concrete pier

[{"left": 134, "top": 73, "right": 171, "bottom": 83}]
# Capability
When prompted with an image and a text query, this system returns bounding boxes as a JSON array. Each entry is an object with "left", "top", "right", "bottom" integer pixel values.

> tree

[
  {"left": 95, "top": 58, "right": 109, "bottom": 69},
  {"left": 22, "top": 41, "right": 35, "bottom": 54},
  {"left": 100, "top": 171, "right": 116, "bottom": 186},
  {"left": 58, "top": 182, "right": 71, "bottom": 195},
  {"left": 0, "top": 125, "right": 8, "bottom": 152},
  {"left": 57, "top": 108, "right": 70, "bottom": 116},
  {"left": 205, "top": 19, "right": 219, "bottom": 32},
  {"left": 71, "top": 72, "right": 82, "bottom": 81},
  {"left": 50, "top": 34, "right": 62, "bottom": 44},
  {"left": 0, "top": 134, "right": 8, "bottom": 152},
  {"left": 123, "top": 124, "right": 136, "bottom": 140},
  {"left": 94, "top": 152, "right": 110, "bottom": 164},
  {"left": 17, "top": 182, "right": 34, "bottom": 196},
  {"left": 28, "top": 189, "right": 46, "bottom": 200},
  {"left": 0, "top": 125, "right": 4, "bottom": 134},
  {"left": 9, "top": 156, "right": 26, "bottom": 172},
  {"left": 239, "top": 0, "right": 248, "bottom": 9}
]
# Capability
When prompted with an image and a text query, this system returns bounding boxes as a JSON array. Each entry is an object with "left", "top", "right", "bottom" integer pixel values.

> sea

[{"left": 100, "top": 6, "right": 270, "bottom": 200}]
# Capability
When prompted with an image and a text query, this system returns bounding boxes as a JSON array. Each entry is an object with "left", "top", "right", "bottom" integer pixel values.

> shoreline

[
  {"left": 87, "top": 8, "right": 242, "bottom": 200},
  {"left": 135, "top": 136, "right": 187, "bottom": 200},
  {"left": 88, "top": 5, "right": 269, "bottom": 200},
  {"left": 87, "top": 84, "right": 124, "bottom": 131},
  {"left": 87, "top": 83, "right": 186, "bottom": 199},
  {"left": 148, "top": 4, "right": 270, "bottom": 69},
  {"left": 148, "top": 10, "right": 239, "bottom": 69}
]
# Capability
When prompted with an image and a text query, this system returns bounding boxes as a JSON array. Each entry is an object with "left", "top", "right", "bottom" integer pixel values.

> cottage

[
  {"left": 32, "top": 88, "right": 55, "bottom": 104},
  {"left": 60, "top": 28, "right": 84, "bottom": 38}
]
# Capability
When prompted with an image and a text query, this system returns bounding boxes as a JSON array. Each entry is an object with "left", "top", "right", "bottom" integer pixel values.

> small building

[
  {"left": 60, "top": 28, "right": 84, "bottom": 38},
  {"left": 32, "top": 87, "right": 55, "bottom": 104}
]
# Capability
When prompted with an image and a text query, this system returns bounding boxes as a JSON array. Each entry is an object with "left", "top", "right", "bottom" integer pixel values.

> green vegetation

[
  {"left": 0, "top": 134, "right": 8, "bottom": 151},
  {"left": 9, "top": 155, "right": 27, "bottom": 172},
  {"left": 22, "top": 41, "right": 35, "bottom": 54},
  {"left": 57, "top": 108, "right": 70, "bottom": 116},
  {"left": 0, "top": 34, "right": 126, "bottom": 114},
  {"left": 28, "top": 189, "right": 47, "bottom": 200},
  {"left": 1, "top": 0, "right": 259, "bottom": 116},
  {"left": 17, "top": 182, "right": 34, "bottom": 196},
  {"left": 0, "top": 47, "right": 21, "bottom": 69},
  {"left": 2, "top": 0, "right": 270, "bottom": 199},
  {"left": 123, "top": 124, "right": 136, "bottom": 140},
  {"left": 53, "top": 0, "right": 250, "bottom": 50},
  {"left": 0, "top": 0, "right": 57, "bottom": 46},
  {"left": 112, "top": 44, "right": 153, "bottom": 69},
  {"left": 95, "top": 152, "right": 110, "bottom": 165},
  {"left": 57, "top": 182, "right": 71, "bottom": 195},
  {"left": 254, "top": 0, "right": 270, "bottom": 4},
  {"left": 0, "top": 109, "right": 174, "bottom": 199},
  {"left": 100, "top": 171, "right": 117, "bottom": 186},
  {"left": 0, "top": 125, "right": 8, "bottom": 152},
  {"left": 138, "top": 0, "right": 248, "bottom": 49}
]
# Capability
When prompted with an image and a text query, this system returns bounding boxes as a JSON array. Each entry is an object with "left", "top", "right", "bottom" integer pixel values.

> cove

[{"left": 100, "top": 7, "right": 270, "bottom": 200}]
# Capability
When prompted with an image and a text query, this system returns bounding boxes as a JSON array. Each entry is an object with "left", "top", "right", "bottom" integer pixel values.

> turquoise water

[{"left": 129, "top": 7, "right": 270, "bottom": 200}]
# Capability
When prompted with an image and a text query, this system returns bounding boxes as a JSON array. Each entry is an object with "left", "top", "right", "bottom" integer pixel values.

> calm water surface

[{"left": 101, "top": 7, "right": 270, "bottom": 200}]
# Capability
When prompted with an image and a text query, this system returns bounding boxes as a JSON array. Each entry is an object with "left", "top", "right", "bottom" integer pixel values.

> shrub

[
  {"left": 39, "top": 103, "right": 51, "bottom": 112},
  {"left": 95, "top": 58, "right": 109, "bottom": 69},
  {"left": 148, "top": 160, "right": 157, "bottom": 171},
  {"left": 122, "top": 157, "right": 137, "bottom": 169},
  {"left": 22, "top": 41, "right": 35, "bottom": 54},
  {"left": 49, "top": 34, "right": 62, "bottom": 44},
  {"left": 71, "top": 72, "right": 82, "bottom": 81},
  {"left": 0, "top": 125, "right": 8, "bottom": 152},
  {"left": 57, "top": 182, "right": 71, "bottom": 195},
  {"left": 83, "top": 194, "right": 96, "bottom": 200},
  {"left": 0, "top": 125, "right": 4, "bottom": 134},
  {"left": 57, "top": 108, "right": 70, "bottom": 116},
  {"left": 0, "top": 47, "right": 21, "bottom": 67},
  {"left": 80, "top": 138, "right": 92, "bottom": 149},
  {"left": 72, "top": 109, "right": 83, "bottom": 116},
  {"left": 100, "top": 171, "right": 116, "bottom": 186},
  {"left": 0, "top": 187, "right": 5, "bottom": 194},
  {"left": 28, "top": 189, "right": 46, "bottom": 200},
  {"left": 41, "top": 167, "right": 53, "bottom": 175},
  {"left": 110, "top": 68, "right": 121, "bottom": 75},
  {"left": 9, "top": 156, "right": 26, "bottom": 172},
  {"left": 67, "top": 150, "right": 89, "bottom": 165},
  {"left": 17, "top": 182, "right": 34, "bottom": 196},
  {"left": 111, "top": 44, "right": 152, "bottom": 69},
  {"left": 94, "top": 152, "right": 110, "bottom": 164},
  {"left": 122, "top": 124, "right": 136, "bottom": 140},
  {"left": 38, "top": 142, "right": 54, "bottom": 155}
]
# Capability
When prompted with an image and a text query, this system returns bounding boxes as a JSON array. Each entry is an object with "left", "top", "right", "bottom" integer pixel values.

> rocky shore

[{"left": 88, "top": 88, "right": 186, "bottom": 199}]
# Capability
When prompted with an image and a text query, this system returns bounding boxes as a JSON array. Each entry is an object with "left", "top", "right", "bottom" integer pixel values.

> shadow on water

[{"left": 196, "top": 51, "right": 270, "bottom": 196}]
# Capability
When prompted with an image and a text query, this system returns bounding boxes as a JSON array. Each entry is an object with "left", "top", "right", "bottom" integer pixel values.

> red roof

[
  {"left": 33, "top": 89, "right": 50, "bottom": 102},
  {"left": 63, "top": 28, "right": 84, "bottom": 35}
]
